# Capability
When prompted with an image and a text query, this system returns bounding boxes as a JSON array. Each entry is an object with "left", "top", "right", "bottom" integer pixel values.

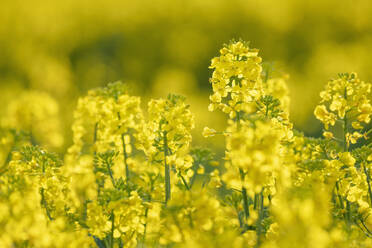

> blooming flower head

[
  {"left": 314, "top": 73, "right": 371, "bottom": 145},
  {"left": 208, "top": 40, "right": 263, "bottom": 118},
  {"left": 142, "top": 94, "right": 195, "bottom": 170}
]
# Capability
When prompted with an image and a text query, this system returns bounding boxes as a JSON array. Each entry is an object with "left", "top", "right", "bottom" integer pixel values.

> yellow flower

[
  {"left": 224, "top": 119, "right": 281, "bottom": 193},
  {"left": 368, "top": 154, "right": 372, "bottom": 161},
  {"left": 346, "top": 132, "right": 363, "bottom": 145},
  {"left": 315, "top": 73, "right": 371, "bottom": 141},
  {"left": 358, "top": 102, "right": 372, "bottom": 123},
  {"left": 202, "top": 127, "right": 217, "bottom": 138},
  {"left": 314, "top": 105, "right": 336, "bottom": 129},
  {"left": 208, "top": 41, "right": 263, "bottom": 117},
  {"left": 339, "top": 152, "right": 355, "bottom": 166},
  {"left": 322, "top": 131, "right": 334, "bottom": 139},
  {"left": 352, "top": 121, "right": 363, "bottom": 129},
  {"left": 3, "top": 91, "right": 63, "bottom": 148}
]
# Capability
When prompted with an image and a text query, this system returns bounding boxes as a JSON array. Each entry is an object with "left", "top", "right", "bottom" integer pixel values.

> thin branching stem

[
  {"left": 239, "top": 168, "right": 250, "bottom": 220},
  {"left": 163, "top": 131, "right": 171, "bottom": 204},
  {"left": 121, "top": 133, "right": 130, "bottom": 184}
]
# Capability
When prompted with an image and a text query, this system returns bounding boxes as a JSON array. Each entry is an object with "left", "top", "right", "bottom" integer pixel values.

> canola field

[{"left": 0, "top": 1, "right": 371, "bottom": 247}]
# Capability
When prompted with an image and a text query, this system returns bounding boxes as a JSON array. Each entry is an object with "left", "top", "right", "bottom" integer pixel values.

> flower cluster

[
  {"left": 314, "top": 72, "right": 371, "bottom": 147},
  {"left": 208, "top": 40, "right": 263, "bottom": 118},
  {"left": 139, "top": 94, "right": 195, "bottom": 203},
  {"left": 224, "top": 120, "right": 281, "bottom": 194},
  {"left": 2, "top": 91, "right": 63, "bottom": 149},
  {"left": 0, "top": 146, "right": 92, "bottom": 247},
  {"left": 0, "top": 41, "right": 371, "bottom": 247}
]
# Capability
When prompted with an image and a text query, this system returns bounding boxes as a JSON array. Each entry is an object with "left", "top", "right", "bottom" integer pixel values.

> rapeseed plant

[{"left": 0, "top": 40, "right": 371, "bottom": 248}]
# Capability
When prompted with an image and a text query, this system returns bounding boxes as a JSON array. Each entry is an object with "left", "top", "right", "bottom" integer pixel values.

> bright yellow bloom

[
  {"left": 314, "top": 105, "right": 336, "bottom": 130},
  {"left": 208, "top": 41, "right": 263, "bottom": 118},
  {"left": 202, "top": 127, "right": 217, "bottom": 138},
  {"left": 323, "top": 131, "right": 334, "bottom": 139},
  {"left": 314, "top": 73, "right": 371, "bottom": 144}
]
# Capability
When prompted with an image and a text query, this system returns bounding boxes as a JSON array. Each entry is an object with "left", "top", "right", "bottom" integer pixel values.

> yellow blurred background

[{"left": 1, "top": 0, "right": 371, "bottom": 152}]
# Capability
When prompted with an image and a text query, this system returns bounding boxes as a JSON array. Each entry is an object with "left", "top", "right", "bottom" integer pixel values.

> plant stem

[
  {"left": 142, "top": 206, "right": 149, "bottom": 247},
  {"left": 180, "top": 174, "right": 190, "bottom": 190},
  {"left": 121, "top": 134, "right": 130, "bottom": 184},
  {"left": 0, "top": 141, "right": 14, "bottom": 174},
  {"left": 239, "top": 168, "right": 250, "bottom": 220},
  {"left": 254, "top": 193, "right": 259, "bottom": 210},
  {"left": 346, "top": 200, "right": 351, "bottom": 225},
  {"left": 256, "top": 191, "right": 264, "bottom": 248},
  {"left": 41, "top": 188, "right": 53, "bottom": 221},
  {"left": 93, "top": 123, "right": 103, "bottom": 196},
  {"left": 93, "top": 122, "right": 98, "bottom": 154},
  {"left": 362, "top": 164, "right": 372, "bottom": 206},
  {"left": 163, "top": 131, "right": 171, "bottom": 204},
  {"left": 343, "top": 87, "right": 349, "bottom": 152},
  {"left": 110, "top": 211, "right": 115, "bottom": 248},
  {"left": 335, "top": 181, "right": 344, "bottom": 209},
  {"left": 117, "top": 112, "right": 130, "bottom": 184},
  {"left": 106, "top": 162, "right": 116, "bottom": 188},
  {"left": 343, "top": 117, "right": 349, "bottom": 152}
]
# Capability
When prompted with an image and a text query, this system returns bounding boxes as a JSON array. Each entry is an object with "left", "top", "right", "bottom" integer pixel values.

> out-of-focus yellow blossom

[
  {"left": 2, "top": 91, "right": 63, "bottom": 149},
  {"left": 323, "top": 131, "right": 334, "bottom": 139},
  {"left": 264, "top": 184, "right": 334, "bottom": 248},
  {"left": 159, "top": 189, "right": 239, "bottom": 246},
  {"left": 264, "top": 76, "right": 290, "bottom": 115},
  {"left": 224, "top": 120, "right": 281, "bottom": 194},
  {"left": 202, "top": 127, "right": 217, "bottom": 138}
]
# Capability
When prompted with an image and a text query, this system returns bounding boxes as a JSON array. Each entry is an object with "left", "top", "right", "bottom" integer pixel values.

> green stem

[
  {"left": 189, "top": 163, "right": 199, "bottom": 189},
  {"left": 142, "top": 180, "right": 154, "bottom": 247},
  {"left": 121, "top": 134, "right": 130, "bottom": 184},
  {"left": 82, "top": 200, "right": 89, "bottom": 223},
  {"left": 254, "top": 193, "right": 259, "bottom": 210},
  {"left": 360, "top": 218, "right": 372, "bottom": 235},
  {"left": 362, "top": 164, "right": 372, "bottom": 206},
  {"left": 1, "top": 141, "right": 14, "bottom": 174},
  {"left": 335, "top": 180, "right": 350, "bottom": 224},
  {"left": 188, "top": 213, "right": 194, "bottom": 228},
  {"left": 180, "top": 174, "right": 190, "bottom": 190},
  {"left": 256, "top": 191, "right": 264, "bottom": 248},
  {"left": 239, "top": 168, "right": 250, "bottom": 220},
  {"left": 142, "top": 207, "right": 149, "bottom": 247},
  {"left": 110, "top": 211, "right": 115, "bottom": 248},
  {"left": 41, "top": 188, "right": 53, "bottom": 221},
  {"left": 335, "top": 181, "right": 344, "bottom": 209},
  {"left": 106, "top": 162, "right": 116, "bottom": 188},
  {"left": 346, "top": 200, "right": 351, "bottom": 224},
  {"left": 93, "top": 123, "right": 103, "bottom": 196},
  {"left": 343, "top": 117, "right": 349, "bottom": 152},
  {"left": 93, "top": 122, "right": 98, "bottom": 153},
  {"left": 117, "top": 112, "right": 130, "bottom": 184},
  {"left": 163, "top": 131, "right": 171, "bottom": 204},
  {"left": 343, "top": 88, "right": 349, "bottom": 152},
  {"left": 265, "top": 104, "right": 269, "bottom": 118}
]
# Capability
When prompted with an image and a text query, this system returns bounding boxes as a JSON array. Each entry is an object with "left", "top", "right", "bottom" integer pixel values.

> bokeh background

[{"left": 1, "top": 0, "right": 371, "bottom": 152}]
